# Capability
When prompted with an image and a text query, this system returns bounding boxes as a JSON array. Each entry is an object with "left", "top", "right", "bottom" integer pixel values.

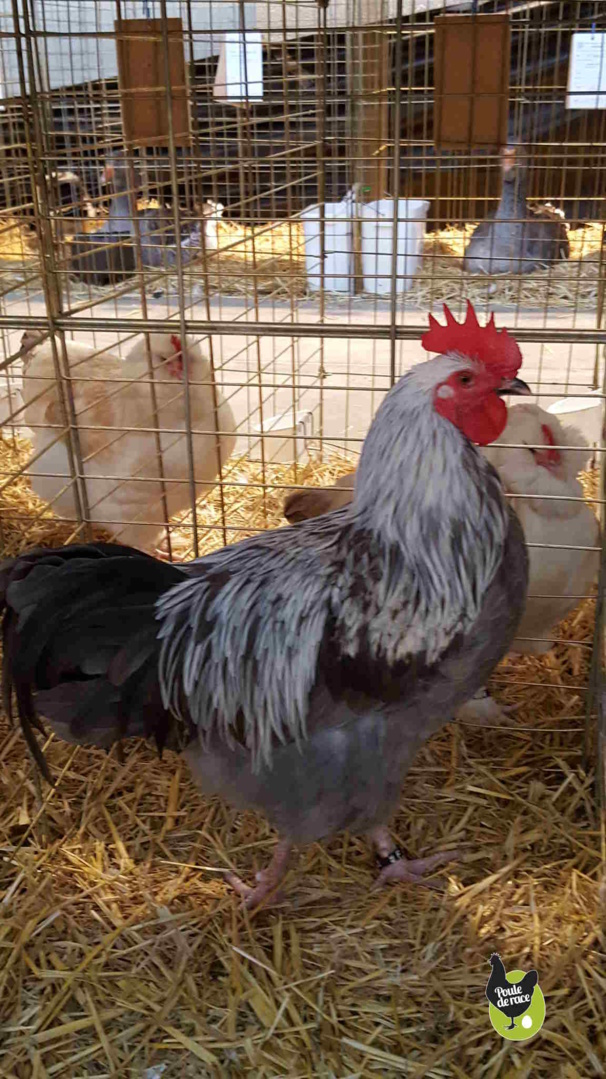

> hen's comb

[
  {"left": 421, "top": 300, "right": 522, "bottom": 378},
  {"left": 541, "top": 422, "right": 562, "bottom": 465}
]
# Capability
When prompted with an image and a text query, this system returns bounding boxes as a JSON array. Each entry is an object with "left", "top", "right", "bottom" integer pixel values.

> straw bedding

[
  {"left": 184, "top": 218, "right": 605, "bottom": 309},
  {"left": 0, "top": 435, "right": 604, "bottom": 1077},
  {"left": 408, "top": 222, "right": 605, "bottom": 310},
  {"left": 1, "top": 212, "right": 603, "bottom": 308}
]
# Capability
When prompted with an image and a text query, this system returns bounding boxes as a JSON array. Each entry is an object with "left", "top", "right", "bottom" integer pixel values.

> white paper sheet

[
  {"left": 567, "top": 31, "right": 606, "bottom": 109},
  {"left": 213, "top": 31, "right": 263, "bottom": 102}
]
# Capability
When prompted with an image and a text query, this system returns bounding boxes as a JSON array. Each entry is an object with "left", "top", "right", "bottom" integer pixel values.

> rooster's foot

[
  {"left": 374, "top": 849, "right": 461, "bottom": 890},
  {"left": 223, "top": 839, "right": 292, "bottom": 910},
  {"left": 369, "top": 827, "right": 460, "bottom": 891},
  {"left": 457, "top": 687, "right": 516, "bottom": 727}
]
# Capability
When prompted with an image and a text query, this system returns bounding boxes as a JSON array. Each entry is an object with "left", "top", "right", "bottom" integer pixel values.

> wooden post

[{"left": 349, "top": 8, "right": 390, "bottom": 292}]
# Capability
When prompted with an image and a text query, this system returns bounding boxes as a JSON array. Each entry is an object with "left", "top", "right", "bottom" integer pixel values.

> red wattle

[
  {"left": 459, "top": 394, "right": 507, "bottom": 445},
  {"left": 434, "top": 388, "right": 508, "bottom": 445}
]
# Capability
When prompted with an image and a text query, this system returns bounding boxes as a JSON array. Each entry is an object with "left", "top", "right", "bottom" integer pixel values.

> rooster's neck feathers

[
  {"left": 346, "top": 361, "right": 510, "bottom": 664},
  {"left": 157, "top": 358, "right": 509, "bottom": 771}
]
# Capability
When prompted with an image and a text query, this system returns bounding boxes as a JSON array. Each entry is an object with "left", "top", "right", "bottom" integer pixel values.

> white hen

[
  {"left": 21, "top": 331, "right": 236, "bottom": 553},
  {"left": 482, "top": 401, "right": 599, "bottom": 655},
  {"left": 458, "top": 403, "right": 599, "bottom": 725}
]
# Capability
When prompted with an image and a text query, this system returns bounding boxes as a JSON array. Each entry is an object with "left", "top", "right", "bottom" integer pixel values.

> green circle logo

[{"left": 486, "top": 955, "right": 545, "bottom": 1041}]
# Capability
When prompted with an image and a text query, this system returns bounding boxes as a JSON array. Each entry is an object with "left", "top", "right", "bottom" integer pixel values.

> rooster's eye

[{"left": 458, "top": 373, "right": 473, "bottom": 386}]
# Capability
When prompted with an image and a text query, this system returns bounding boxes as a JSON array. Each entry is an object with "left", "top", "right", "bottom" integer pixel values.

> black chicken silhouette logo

[{"left": 486, "top": 954, "right": 545, "bottom": 1041}]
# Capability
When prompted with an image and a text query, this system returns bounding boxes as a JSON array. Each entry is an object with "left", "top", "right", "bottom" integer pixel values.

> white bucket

[
  {"left": 252, "top": 408, "right": 314, "bottom": 464},
  {"left": 203, "top": 201, "right": 224, "bottom": 251},
  {"left": 547, "top": 391, "right": 604, "bottom": 447},
  {"left": 360, "top": 198, "right": 429, "bottom": 295},
  {"left": 0, "top": 378, "right": 25, "bottom": 432},
  {"left": 301, "top": 199, "right": 353, "bottom": 293}
]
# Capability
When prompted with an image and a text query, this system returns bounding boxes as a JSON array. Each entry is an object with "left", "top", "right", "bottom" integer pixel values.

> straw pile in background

[
  {"left": 0, "top": 434, "right": 114, "bottom": 556},
  {"left": 66, "top": 216, "right": 606, "bottom": 307},
  {"left": 197, "top": 218, "right": 307, "bottom": 299},
  {"left": 0, "top": 215, "right": 38, "bottom": 265},
  {"left": 0, "top": 214, "right": 41, "bottom": 293},
  {"left": 167, "top": 446, "right": 357, "bottom": 560},
  {"left": 0, "top": 436, "right": 604, "bottom": 1077},
  {"left": 2, "top": 208, "right": 603, "bottom": 309},
  {"left": 0, "top": 433, "right": 355, "bottom": 559}
]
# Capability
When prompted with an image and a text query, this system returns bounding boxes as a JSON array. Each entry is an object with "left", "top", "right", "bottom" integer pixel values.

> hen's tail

[{"left": 0, "top": 542, "right": 189, "bottom": 781}]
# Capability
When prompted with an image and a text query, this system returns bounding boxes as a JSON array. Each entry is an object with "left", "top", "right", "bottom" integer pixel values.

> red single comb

[{"left": 421, "top": 301, "right": 522, "bottom": 378}]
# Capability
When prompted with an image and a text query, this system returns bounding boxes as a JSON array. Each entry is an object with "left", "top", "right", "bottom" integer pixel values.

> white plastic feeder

[
  {"left": 203, "top": 200, "right": 224, "bottom": 251},
  {"left": 547, "top": 390, "right": 604, "bottom": 447},
  {"left": 301, "top": 195, "right": 353, "bottom": 293},
  {"left": 252, "top": 408, "right": 314, "bottom": 464},
  {"left": 360, "top": 198, "right": 429, "bottom": 295},
  {"left": 0, "top": 378, "right": 25, "bottom": 433}
]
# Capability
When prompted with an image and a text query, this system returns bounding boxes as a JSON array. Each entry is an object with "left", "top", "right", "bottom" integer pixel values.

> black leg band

[{"left": 376, "top": 846, "right": 404, "bottom": 869}]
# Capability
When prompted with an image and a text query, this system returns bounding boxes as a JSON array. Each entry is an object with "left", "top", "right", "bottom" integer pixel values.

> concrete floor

[{"left": 1, "top": 292, "right": 602, "bottom": 458}]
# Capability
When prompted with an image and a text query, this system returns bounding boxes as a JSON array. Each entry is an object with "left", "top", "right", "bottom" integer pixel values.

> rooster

[
  {"left": 20, "top": 331, "right": 236, "bottom": 554},
  {"left": 1, "top": 303, "right": 530, "bottom": 909}
]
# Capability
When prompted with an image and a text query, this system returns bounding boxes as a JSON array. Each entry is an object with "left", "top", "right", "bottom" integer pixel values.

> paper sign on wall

[
  {"left": 213, "top": 31, "right": 263, "bottom": 102},
  {"left": 567, "top": 32, "right": 606, "bottom": 109}
]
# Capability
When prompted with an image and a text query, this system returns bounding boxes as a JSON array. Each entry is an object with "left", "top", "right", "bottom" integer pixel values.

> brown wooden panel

[
  {"left": 116, "top": 18, "right": 190, "bottom": 147},
  {"left": 434, "top": 14, "right": 510, "bottom": 149}
]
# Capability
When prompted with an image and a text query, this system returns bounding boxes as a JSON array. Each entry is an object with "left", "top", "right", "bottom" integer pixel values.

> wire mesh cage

[{"left": 0, "top": 0, "right": 605, "bottom": 1073}]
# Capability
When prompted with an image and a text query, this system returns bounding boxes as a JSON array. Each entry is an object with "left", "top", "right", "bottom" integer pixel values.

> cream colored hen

[
  {"left": 482, "top": 402, "right": 599, "bottom": 654},
  {"left": 21, "top": 331, "right": 236, "bottom": 553},
  {"left": 459, "top": 403, "right": 599, "bottom": 723}
]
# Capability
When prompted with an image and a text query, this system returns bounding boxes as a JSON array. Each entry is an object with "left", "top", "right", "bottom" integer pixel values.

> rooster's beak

[{"left": 496, "top": 377, "right": 531, "bottom": 397}]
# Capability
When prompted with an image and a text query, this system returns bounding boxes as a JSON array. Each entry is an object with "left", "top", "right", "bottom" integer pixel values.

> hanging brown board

[
  {"left": 433, "top": 14, "right": 510, "bottom": 149},
  {"left": 116, "top": 18, "right": 190, "bottom": 147}
]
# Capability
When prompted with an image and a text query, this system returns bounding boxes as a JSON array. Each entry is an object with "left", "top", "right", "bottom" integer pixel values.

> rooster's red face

[
  {"left": 434, "top": 365, "right": 530, "bottom": 445},
  {"left": 423, "top": 302, "right": 530, "bottom": 445}
]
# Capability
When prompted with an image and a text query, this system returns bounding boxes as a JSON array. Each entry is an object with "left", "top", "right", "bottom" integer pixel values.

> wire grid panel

[{"left": 0, "top": 1, "right": 604, "bottom": 762}]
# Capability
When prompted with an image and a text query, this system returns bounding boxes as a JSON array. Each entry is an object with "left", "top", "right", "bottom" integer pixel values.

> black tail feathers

[{"left": 0, "top": 542, "right": 188, "bottom": 781}]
